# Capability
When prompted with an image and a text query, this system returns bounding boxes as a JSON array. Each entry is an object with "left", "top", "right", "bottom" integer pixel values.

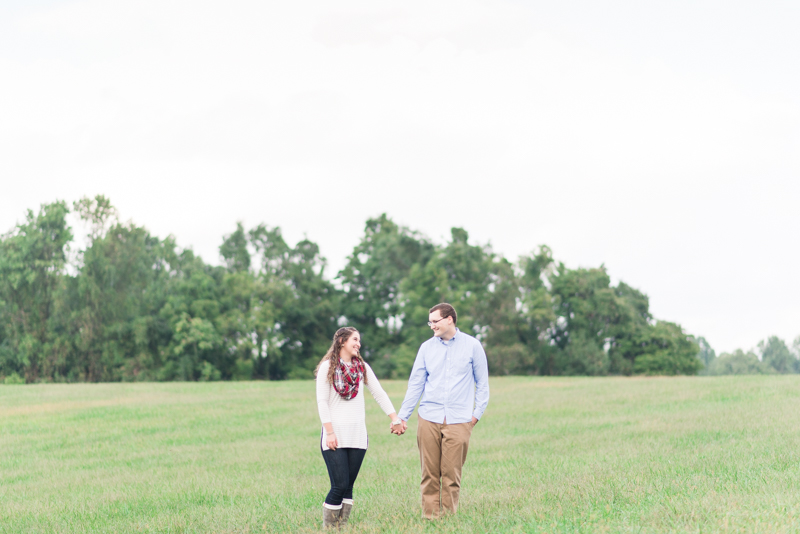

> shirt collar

[{"left": 437, "top": 328, "right": 460, "bottom": 345}]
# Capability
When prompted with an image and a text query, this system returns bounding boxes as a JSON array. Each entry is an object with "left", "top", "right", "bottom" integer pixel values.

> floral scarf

[{"left": 333, "top": 358, "right": 365, "bottom": 400}]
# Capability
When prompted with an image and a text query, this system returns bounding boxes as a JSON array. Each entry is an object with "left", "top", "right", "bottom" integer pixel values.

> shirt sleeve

[
  {"left": 398, "top": 345, "right": 428, "bottom": 421},
  {"left": 364, "top": 363, "right": 396, "bottom": 416},
  {"left": 316, "top": 360, "right": 332, "bottom": 424},
  {"left": 472, "top": 341, "right": 490, "bottom": 420}
]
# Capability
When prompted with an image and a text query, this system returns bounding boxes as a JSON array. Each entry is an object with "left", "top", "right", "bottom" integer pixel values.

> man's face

[{"left": 428, "top": 311, "right": 452, "bottom": 338}]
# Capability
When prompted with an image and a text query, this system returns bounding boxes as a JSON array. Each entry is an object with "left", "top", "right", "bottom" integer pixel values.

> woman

[{"left": 315, "top": 327, "right": 404, "bottom": 528}]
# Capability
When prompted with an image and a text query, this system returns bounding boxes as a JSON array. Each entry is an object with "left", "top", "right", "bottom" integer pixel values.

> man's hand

[
  {"left": 471, "top": 416, "right": 479, "bottom": 427},
  {"left": 390, "top": 420, "right": 407, "bottom": 435}
]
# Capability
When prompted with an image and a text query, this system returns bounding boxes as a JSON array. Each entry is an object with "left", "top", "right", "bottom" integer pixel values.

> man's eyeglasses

[{"left": 427, "top": 317, "right": 449, "bottom": 327}]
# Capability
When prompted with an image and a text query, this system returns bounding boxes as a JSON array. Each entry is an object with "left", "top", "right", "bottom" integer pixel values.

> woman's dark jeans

[{"left": 321, "top": 447, "right": 366, "bottom": 506}]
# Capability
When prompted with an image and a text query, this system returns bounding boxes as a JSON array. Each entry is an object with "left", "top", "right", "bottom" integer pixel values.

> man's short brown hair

[{"left": 429, "top": 303, "right": 457, "bottom": 325}]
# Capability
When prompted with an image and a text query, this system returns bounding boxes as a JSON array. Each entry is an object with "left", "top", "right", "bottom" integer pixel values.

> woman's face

[{"left": 341, "top": 332, "right": 361, "bottom": 358}]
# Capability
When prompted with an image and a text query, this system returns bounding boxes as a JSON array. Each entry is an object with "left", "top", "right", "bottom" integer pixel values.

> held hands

[{"left": 390, "top": 419, "right": 407, "bottom": 436}]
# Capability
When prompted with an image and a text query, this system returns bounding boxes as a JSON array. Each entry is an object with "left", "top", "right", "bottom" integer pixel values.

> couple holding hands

[{"left": 315, "top": 303, "right": 490, "bottom": 528}]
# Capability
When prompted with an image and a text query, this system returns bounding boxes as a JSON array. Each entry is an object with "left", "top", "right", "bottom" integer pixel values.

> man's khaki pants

[{"left": 417, "top": 416, "right": 473, "bottom": 519}]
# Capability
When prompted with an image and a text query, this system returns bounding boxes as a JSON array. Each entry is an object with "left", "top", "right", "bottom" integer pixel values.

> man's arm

[
  {"left": 397, "top": 345, "right": 428, "bottom": 422},
  {"left": 472, "top": 341, "right": 490, "bottom": 423}
]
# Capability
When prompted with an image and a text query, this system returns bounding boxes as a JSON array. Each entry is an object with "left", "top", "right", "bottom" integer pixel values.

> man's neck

[{"left": 439, "top": 328, "right": 456, "bottom": 342}]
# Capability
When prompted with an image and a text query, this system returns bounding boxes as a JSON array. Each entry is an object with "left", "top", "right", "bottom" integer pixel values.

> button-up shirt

[{"left": 398, "top": 328, "right": 490, "bottom": 424}]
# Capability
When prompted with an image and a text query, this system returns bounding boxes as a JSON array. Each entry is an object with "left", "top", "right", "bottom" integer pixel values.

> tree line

[
  {"left": 699, "top": 336, "right": 800, "bottom": 376},
  {"left": 0, "top": 196, "right": 789, "bottom": 384}
]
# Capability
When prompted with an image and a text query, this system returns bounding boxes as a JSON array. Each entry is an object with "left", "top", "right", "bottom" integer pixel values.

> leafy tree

[
  {"left": 0, "top": 201, "right": 72, "bottom": 382},
  {"left": 488, "top": 246, "right": 555, "bottom": 375},
  {"left": 171, "top": 314, "right": 222, "bottom": 381},
  {"left": 695, "top": 336, "right": 716, "bottom": 374},
  {"left": 708, "top": 349, "right": 774, "bottom": 375},
  {"left": 517, "top": 247, "right": 556, "bottom": 340},
  {"left": 268, "top": 237, "right": 338, "bottom": 380},
  {"left": 220, "top": 222, "right": 251, "bottom": 273},
  {"left": 212, "top": 270, "right": 272, "bottom": 380},
  {"left": 606, "top": 282, "right": 654, "bottom": 375},
  {"left": 631, "top": 321, "right": 703, "bottom": 375},
  {"left": 216, "top": 222, "right": 338, "bottom": 380},
  {"left": 547, "top": 265, "right": 622, "bottom": 374},
  {"left": 547, "top": 265, "right": 700, "bottom": 376},
  {"left": 159, "top": 249, "right": 228, "bottom": 380},
  {"left": 553, "top": 330, "right": 609, "bottom": 376},
  {"left": 73, "top": 195, "right": 116, "bottom": 239},
  {"left": 339, "top": 215, "right": 434, "bottom": 377},
  {"left": 65, "top": 210, "right": 176, "bottom": 381},
  {"left": 480, "top": 255, "right": 528, "bottom": 374},
  {"left": 549, "top": 265, "right": 617, "bottom": 349},
  {"left": 793, "top": 336, "right": 800, "bottom": 372},
  {"left": 758, "top": 336, "right": 796, "bottom": 374}
]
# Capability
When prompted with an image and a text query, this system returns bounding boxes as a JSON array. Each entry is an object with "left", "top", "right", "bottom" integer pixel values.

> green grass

[{"left": 3, "top": 376, "right": 800, "bottom": 533}]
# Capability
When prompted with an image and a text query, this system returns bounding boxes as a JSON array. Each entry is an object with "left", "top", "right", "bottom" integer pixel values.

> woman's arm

[
  {"left": 316, "top": 361, "right": 338, "bottom": 450},
  {"left": 323, "top": 422, "right": 337, "bottom": 450},
  {"left": 364, "top": 363, "right": 404, "bottom": 434}
]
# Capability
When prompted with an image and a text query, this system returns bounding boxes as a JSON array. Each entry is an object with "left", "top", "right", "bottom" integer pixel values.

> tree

[
  {"left": 517, "top": 247, "right": 556, "bottom": 344},
  {"left": 487, "top": 246, "right": 555, "bottom": 375},
  {"left": 0, "top": 201, "right": 72, "bottom": 382},
  {"left": 708, "top": 349, "right": 773, "bottom": 375},
  {"left": 631, "top": 321, "right": 703, "bottom": 375},
  {"left": 268, "top": 236, "right": 338, "bottom": 380},
  {"left": 758, "top": 336, "right": 796, "bottom": 374},
  {"left": 159, "top": 249, "right": 228, "bottom": 380},
  {"left": 547, "top": 265, "right": 700, "bottom": 376},
  {"left": 220, "top": 222, "right": 251, "bottom": 273},
  {"left": 66, "top": 213, "right": 176, "bottom": 381},
  {"left": 215, "top": 222, "right": 339, "bottom": 380},
  {"left": 212, "top": 269, "right": 274, "bottom": 380},
  {"left": 171, "top": 314, "right": 222, "bottom": 381},
  {"left": 695, "top": 336, "right": 716, "bottom": 374},
  {"left": 553, "top": 330, "right": 609, "bottom": 376},
  {"left": 480, "top": 255, "right": 529, "bottom": 375},
  {"left": 549, "top": 265, "right": 617, "bottom": 348},
  {"left": 793, "top": 336, "right": 800, "bottom": 372},
  {"left": 606, "top": 282, "right": 654, "bottom": 375},
  {"left": 73, "top": 195, "right": 116, "bottom": 239},
  {"left": 339, "top": 215, "right": 434, "bottom": 377},
  {"left": 547, "top": 265, "right": 622, "bottom": 374}
]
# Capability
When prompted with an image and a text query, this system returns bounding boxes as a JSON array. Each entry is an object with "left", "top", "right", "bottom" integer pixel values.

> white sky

[{"left": 1, "top": 0, "right": 798, "bottom": 355}]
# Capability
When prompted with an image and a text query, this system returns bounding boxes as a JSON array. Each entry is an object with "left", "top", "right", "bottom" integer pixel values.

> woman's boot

[
  {"left": 322, "top": 504, "right": 341, "bottom": 529},
  {"left": 340, "top": 499, "right": 353, "bottom": 527}
]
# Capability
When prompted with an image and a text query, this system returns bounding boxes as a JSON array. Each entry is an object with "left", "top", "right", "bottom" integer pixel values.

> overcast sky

[{"left": 1, "top": 0, "right": 798, "bottom": 355}]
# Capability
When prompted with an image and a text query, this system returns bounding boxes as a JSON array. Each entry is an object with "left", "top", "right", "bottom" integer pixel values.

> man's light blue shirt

[{"left": 398, "top": 328, "right": 490, "bottom": 424}]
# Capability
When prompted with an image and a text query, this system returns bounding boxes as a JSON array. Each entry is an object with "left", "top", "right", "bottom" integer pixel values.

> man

[{"left": 396, "top": 303, "right": 490, "bottom": 519}]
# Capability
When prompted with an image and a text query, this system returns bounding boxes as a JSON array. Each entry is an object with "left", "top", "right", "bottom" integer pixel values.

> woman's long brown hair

[{"left": 314, "top": 327, "right": 368, "bottom": 385}]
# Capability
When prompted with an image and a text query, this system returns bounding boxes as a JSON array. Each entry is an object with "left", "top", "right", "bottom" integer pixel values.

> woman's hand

[
  {"left": 389, "top": 414, "right": 406, "bottom": 435},
  {"left": 326, "top": 431, "right": 338, "bottom": 450}
]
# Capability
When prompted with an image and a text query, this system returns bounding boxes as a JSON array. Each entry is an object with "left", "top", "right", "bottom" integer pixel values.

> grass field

[{"left": 3, "top": 376, "right": 800, "bottom": 533}]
